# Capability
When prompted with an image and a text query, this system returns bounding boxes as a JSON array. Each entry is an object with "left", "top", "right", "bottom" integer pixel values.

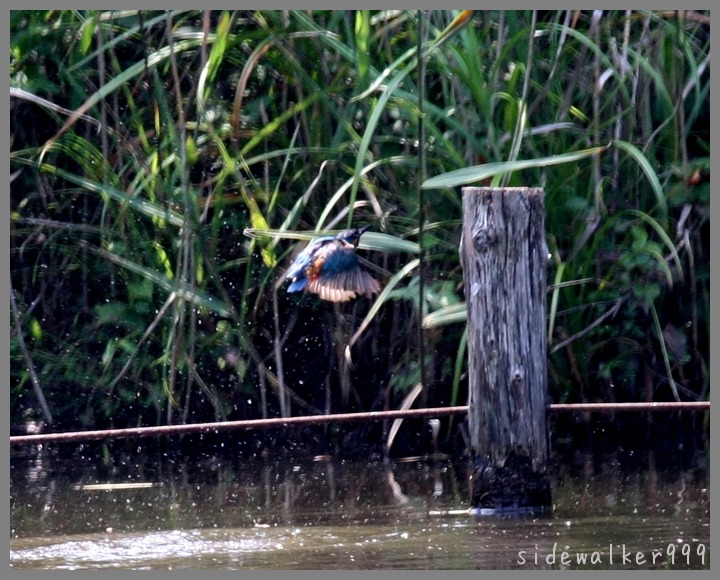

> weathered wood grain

[{"left": 461, "top": 187, "right": 551, "bottom": 510}]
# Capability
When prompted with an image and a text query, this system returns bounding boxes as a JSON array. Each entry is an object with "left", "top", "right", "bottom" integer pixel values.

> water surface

[{"left": 10, "top": 443, "right": 709, "bottom": 570}]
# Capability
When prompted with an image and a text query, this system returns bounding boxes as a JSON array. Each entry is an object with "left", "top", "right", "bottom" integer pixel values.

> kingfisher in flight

[{"left": 284, "top": 226, "right": 381, "bottom": 302}]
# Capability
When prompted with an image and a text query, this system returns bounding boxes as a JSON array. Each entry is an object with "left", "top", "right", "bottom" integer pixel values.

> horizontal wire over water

[{"left": 10, "top": 401, "right": 710, "bottom": 446}]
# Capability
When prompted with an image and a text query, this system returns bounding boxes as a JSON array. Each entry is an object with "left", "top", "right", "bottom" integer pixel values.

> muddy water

[{"left": 10, "top": 445, "right": 709, "bottom": 570}]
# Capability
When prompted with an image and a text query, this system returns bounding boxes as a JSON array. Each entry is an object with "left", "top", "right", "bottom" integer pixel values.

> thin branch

[
  {"left": 10, "top": 285, "right": 53, "bottom": 425},
  {"left": 416, "top": 10, "right": 427, "bottom": 392},
  {"left": 9, "top": 87, "right": 101, "bottom": 132},
  {"left": 550, "top": 295, "right": 626, "bottom": 354},
  {"left": 106, "top": 291, "right": 178, "bottom": 392},
  {"left": 272, "top": 284, "right": 289, "bottom": 418}
]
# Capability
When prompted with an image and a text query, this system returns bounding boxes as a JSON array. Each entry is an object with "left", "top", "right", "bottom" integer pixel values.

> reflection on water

[{"left": 10, "top": 442, "right": 709, "bottom": 570}]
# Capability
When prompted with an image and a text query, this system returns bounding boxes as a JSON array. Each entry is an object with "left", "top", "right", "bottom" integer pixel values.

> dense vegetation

[{"left": 10, "top": 11, "right": 710, "bottom": 452}]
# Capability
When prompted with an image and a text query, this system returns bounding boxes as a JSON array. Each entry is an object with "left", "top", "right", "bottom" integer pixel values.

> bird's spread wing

[
  {"left": 305, "top": 281, "right": 358, "bottom": 302},
  {"left": 305, "top": 243, "right": 381, "bottom": 302},
  {"left": 305, "top": 270, "right": 380, "bottom": 302},
  {"left": 285, "top": 235, "right": 380, "bottom": 302}
]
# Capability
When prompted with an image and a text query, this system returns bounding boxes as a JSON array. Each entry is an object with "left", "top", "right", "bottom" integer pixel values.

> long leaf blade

[{"left": 422, "top": 144, "right": 610, "bottom": 189}]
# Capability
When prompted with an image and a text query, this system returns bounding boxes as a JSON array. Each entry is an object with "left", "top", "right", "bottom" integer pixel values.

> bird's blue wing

[
  {"left": 284, "top": 233, "right": 380, "bottom": 301},
  {"left": 320, "top": 241, "right": 360, "bottom": 274},
  {"left": 304, "top": 240, "right": 380, "bottom": 301},
  {"left": 284, "top": 236, "right": 333, "bottom": 292}
]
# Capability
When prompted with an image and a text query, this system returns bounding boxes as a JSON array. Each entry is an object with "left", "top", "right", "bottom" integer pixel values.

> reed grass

[{"left": 10, "top": 10, "right": 709, "bottom": 446}]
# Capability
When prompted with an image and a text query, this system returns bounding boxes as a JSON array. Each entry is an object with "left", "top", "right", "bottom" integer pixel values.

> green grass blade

[
  {"left": 347, "top": 62, "right": 417, "bottom": 227},
  {"left": 450, "top": 325, "right": 468, "bottom": 407},
  {"left": 547, "top": 261, "right": 566, "bottom": 344},
  {"left": 40, "top": 165, "right": 185, "bottom": 227},
  {"left": 612, "top": 139, "right": 668, "bottom": 218},
  {"left": 90, "top": 244, "right": 231, "bottom": 317},
  {"left": 422, "top": 144, "right": 610, "bottom": 189},
  {"left": 345, "top": 258, "right": 420, "bottom": 362},
  {"left": 422, "top": 302, "right": 467, "bottom": 328},
  {"left": 622, "top": 209, "right": 682, "bottom": 280},
  {"left": 243, "top": 228, "right": 420, "bottom": 254},
  {"left": 355, "top": 11, "right": 371, "bottom": 88},
  {"left": 315, "top": 155, "right": 416, "bottom": 231},
  {"left": 40, "top": 37, "right": 205, "bottom": 159},
  {"left": 650, "top": 301, "right": 681, "bottom": 402}
]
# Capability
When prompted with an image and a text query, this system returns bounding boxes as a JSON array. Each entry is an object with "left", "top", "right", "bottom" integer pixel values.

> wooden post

[{"left": 461, "top": 187, "right": 551, "bottom": 511}]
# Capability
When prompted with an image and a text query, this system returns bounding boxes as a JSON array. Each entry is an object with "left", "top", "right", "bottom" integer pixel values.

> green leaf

[
  {"left": 40, "top": 36, "right": 206, "bottom": 158},
  {"left": 354, "top": 11, "right": 371, "bottom": 88},
  {"left": 101, "top": 339, "right": 118, "bottom": 369},
  {"left": 239, "top": 93, "right": 322, "bottom": 158},
  {"left": 422, "top": 303, "right": 467, "bottom": 328},
  {"left": 422, "top": 144, "right": 610, "bottom": 189},
  {"left": 95, "top": 302, "right": 129, "bottom": 325},
  {"left": 623, "top": 209, "right": 682, "bottom": 280},
  {"left": 358, "top": 232, "right": 421, "bottom": 254},
  {"left": 197, "top": 11, "right": 231, "bottom": 111},
  {"left": 243, "top": 228, "right": 420, "bottom": 255},
  {"left": 30, "top": 318, "right": 43, "bottom": 341},
  {"left": 347, "top": 61, "right": 417, "bottom": 226},
  {"left": 39, "top": 164, "right": 184, "bottom": 227},
  {"left": 451, "top": 326, "right": 468, "bottom": 406},
  {"left": 612, "top": 139, "right": 668, "bottom": 218},
  {"left": 78, "top": 15, "right": 96, "bottom": 56},
  {"left": 346, "top": 258, "right": 421, "bottom": 361},
  {"left": 634, "top": 282, "right": 661, "bottom": 305},
  {"left": 315, "top": 155, "right": 417, "bottom": 231},
  {"left": 91, "top": 246, "right": 231, "bottom": 318}
]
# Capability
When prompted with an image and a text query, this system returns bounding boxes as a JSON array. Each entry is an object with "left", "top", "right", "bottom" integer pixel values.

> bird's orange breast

[{"left": 305, "top": 256, "right": 325, "bottom": 282}]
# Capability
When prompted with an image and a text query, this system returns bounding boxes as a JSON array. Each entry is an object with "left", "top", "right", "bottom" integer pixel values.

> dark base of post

[{"left": 471, "top": 450, "right": 552, "bottom": 513}]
